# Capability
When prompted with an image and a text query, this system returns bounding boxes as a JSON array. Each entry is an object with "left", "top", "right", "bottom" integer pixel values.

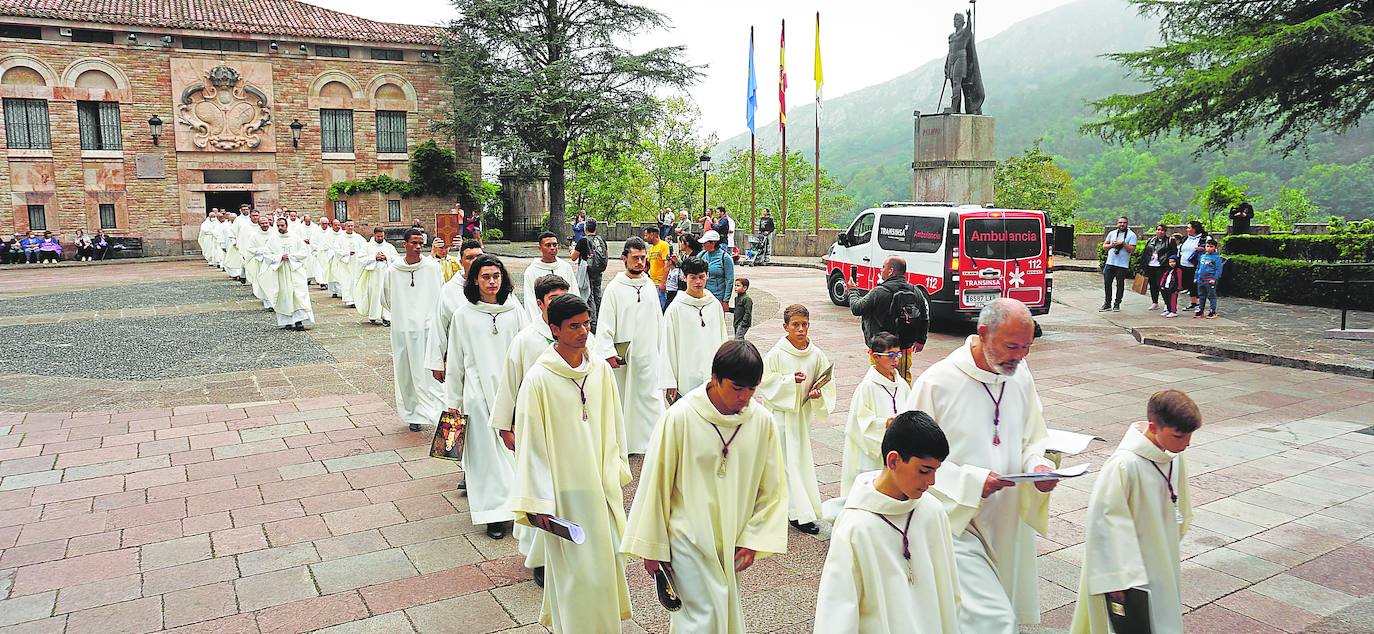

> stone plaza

[{"left": 1, "top": 257, "right": 1372, "bottom": 633}]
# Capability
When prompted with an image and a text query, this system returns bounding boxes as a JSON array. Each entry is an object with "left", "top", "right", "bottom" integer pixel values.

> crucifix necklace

[
  {"left": 570, "top": 376, "right": 589, "bottom": 422},
  {"left": 710, "top": 422, "right": 744, "bottom": 478},
  {"left": 490, "top": 313, "right": 499, "bottom": 335},
  {"left": 981, "top": 382, "right": 1007, "bottom": 446},
  {"left": 875, "top": 510, "right": 916, "bottom": 583}
]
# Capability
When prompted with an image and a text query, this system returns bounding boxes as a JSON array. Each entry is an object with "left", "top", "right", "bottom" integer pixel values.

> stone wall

[
  {"left": 0, "top": 34, "right": 472, "bottom": 256},
  {"left": 1074, "top": 224, "right": 1275, "bottom": 260}
]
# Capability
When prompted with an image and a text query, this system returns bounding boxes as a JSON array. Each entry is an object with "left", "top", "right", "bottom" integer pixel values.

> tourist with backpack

[
  {"left": 846, "top": 256, "right": 930, "bottom": 381},
  {"left": 573, "top": 218, "right": 610, "bottom": 325}
]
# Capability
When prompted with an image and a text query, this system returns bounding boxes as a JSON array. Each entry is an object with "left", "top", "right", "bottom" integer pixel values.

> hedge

[
  {"left": 1219, "top": 256, "right": 1374, "bottom": 311},
  {"left": 1221, "top": 234, "right": 1374, "bottom": 262}
]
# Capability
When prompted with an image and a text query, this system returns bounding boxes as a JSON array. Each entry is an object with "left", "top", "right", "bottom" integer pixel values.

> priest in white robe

[
  {"left": 661, "top": 256, "right": 730, "bottom": 401},
  {"left": 511, "top": 294, "right": 631, "bottom": 633},
  {"left": 425, "top": 239, "right": 484, "bottom": 381},
  {"left": 905, "top": 298, "right": 1055, "bottom": 633},
  {"left": 198, "top": 213, "right": 216, "bottom": 264},
  {"left": 592, "top": 237, "right": 673, "bottom": 456},
  {"left": 444, "top": 255, "right": 529, "bottom": 539},
  {"left": 300, "top": 215, "right": 324, "bottom": 285},
  {"left": 221, "top": 212, "right": 246, "bottom": 279},
  {"left": 265, "top": 218, "right": 313, "bottom": 330},
  {"left": 521, "top": 231, "right": 580, "bottom": 322},
  {"left": 231, "top": 211, "right": 261, "bottom": 283},
  {"left": 334, "top": 222, "right": 367, "bottom": 307},
  {"left": 755, "top": 304, "right": 835, "bottom": 533},
  {"left": 815, "top": 411, "right": 960, "bottom": 634},
  {"left": 320, "top": 220, "right": 343, "bottom": 294},
  {"left": 623, "top": 340, "right": 788, "bottom": 634},
  {"left": 354, "top": 228, "right": 397, "bottom": 324},
  {"left": 382, "top": 229, "right": 445, "bottom": 432},
  {"left": 245, "top": 217, "right": 275, "bottom": 309},
  {"left": 1071, "top": 390, "right": 1198, "bottom": 634},
  {"left": 208, "top": 213, "right": 229, "bottom": 268}
]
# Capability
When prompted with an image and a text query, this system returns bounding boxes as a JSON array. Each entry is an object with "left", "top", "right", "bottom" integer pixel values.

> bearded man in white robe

[
  {"left": 246, "top": 217, "right": 275, "bottom": 309},
  {"left": 905, "top": 298, "right": 1056, "bottom": 633},
  {"left": 265, "top": 218, "right": 313, "bottom": 331},
  {"left": 334, "top": 221, "right": 367, "bottom": 307},
  {"left": 354, "top": 227, "right": 398, "bottom": 325}
]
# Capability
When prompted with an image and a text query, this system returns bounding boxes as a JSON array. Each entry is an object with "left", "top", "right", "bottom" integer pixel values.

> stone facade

[
  {"left": 0, "top": 19, "right": 476, "bottom": 256},
  {"left": 911, "top": 113, "right": 995, "bottom": 206}
]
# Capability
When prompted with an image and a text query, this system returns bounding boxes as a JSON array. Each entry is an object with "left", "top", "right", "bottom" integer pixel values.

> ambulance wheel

[{"left": 828, "top": 271, "right": 849, "bottom": 307}]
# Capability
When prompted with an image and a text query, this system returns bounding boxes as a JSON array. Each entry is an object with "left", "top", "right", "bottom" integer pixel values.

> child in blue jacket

[{"left": 1194, "top": 238, "right": 1225, "bottom": 319}]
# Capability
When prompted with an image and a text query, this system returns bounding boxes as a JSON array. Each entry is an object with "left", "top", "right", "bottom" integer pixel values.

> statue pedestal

[{"left": 911, "top": 113, "right": 995, "bottom": 206}]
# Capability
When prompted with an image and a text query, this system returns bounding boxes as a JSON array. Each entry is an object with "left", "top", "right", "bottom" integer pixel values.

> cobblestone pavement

[{"left": 1, "top": 260, "right": 1373, "bottom": 633}]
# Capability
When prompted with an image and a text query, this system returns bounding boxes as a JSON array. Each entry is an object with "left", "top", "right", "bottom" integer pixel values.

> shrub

[
  {"left": 1221, "top": 234, "right": 1374, "bottom": 262},
  {"left": 1220, "top": 256, "right": 1374, "bottom": 311},
  {"left": 483, "top": 228, "right": 505, "bottom": 241}
]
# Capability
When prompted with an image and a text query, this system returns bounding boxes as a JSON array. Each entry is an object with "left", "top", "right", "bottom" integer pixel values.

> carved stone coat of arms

[{"left": 176, "top": 65, "right": 272, "bottom": 151}]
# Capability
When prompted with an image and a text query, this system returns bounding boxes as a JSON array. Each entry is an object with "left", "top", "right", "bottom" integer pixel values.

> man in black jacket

[{"left": 847, "top": 256, "right": 929, "bottom": 380}]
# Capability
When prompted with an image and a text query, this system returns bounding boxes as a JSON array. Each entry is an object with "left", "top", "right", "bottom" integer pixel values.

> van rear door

[{"left": 958, "top": 211, "right": 1048, "bottom": 310}]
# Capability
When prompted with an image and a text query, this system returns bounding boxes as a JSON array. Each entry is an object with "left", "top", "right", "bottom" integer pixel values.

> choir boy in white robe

[
  {"left": 382, "top": 229, "right": 446, "bottom": 432},
  {"left": 905, "top": 298, "right": 1056, "bottom": 633},
  {"left": 661, "top": 256, "right": 730, "bottom": 401},
  {"left": 592, "top": 237, "right": 673, "bottom": 455},
  {"left": 335, "top": 221, "right": 367, "bottom": 307},
  {"left": 839, "top": 332, "right": 911, "bottom": 500},
  {"left": 814, "top": 410, "right": 960, "bottom": 634},
  {"left": 246, "top": 217, "right": 275, "bottom": 309},
  {"left": 492, "top": 274, "right": 568, "bottom": 585},
  {"left": 521, "top": 231, "right": 580, "bottom": 322},
  {"left": 444, "top": 254, "right": 529, "bottom": 539},
  {"left": 427, "top": 239, "right": 484, "bottom": 383},
  {"left": 623, "top": 340, "right": 788, "bottom": 633},
  {"left": 266, "top": 218, "right": 313, "bottom": 331},
  {"left": 1070, "top": 390, "right": 1198, "bottom": 634},
  {"left": 512, "top": 294, "right": 631, "bottom": 633},
  {"left": 354, "top": 227, "right": 398, "bottom": 325},
  {"left": 756, "top": 304, "right": 836, "bottom": 534}
]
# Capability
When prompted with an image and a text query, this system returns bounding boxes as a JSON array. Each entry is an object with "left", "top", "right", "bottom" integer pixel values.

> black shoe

[
  {"left": 293, "top": 322, "right": 305, "bottom": 331},
  {"left": 370, "top": 319, "right": 377, "bottom": 324},
  {"left": 457, "top": 478, "right": 466, "bottom": 490},
  {"left": 790, "top": 520, "right": 820, "bottom": 535},
  {"left": 1098, "top": 304, "right": 1112, "bottom": 312},
  {"left": 486, "top": 521, "right": 511, "bottom": 540},
  {"left": 409, "top": 423, "right": 421, "bottom": 432},
  {"left": 331, "top": 293, "right": 339, "bottom": 298},
  {"left": 382, "top": 320, "right": 391, "bottom": 327},
  {"left": 1111, "top": 305, "right": 1121, "bottom": 312},
  {"left": 532, "top": 566, "right": 545, "bottom": 587},
  {"left": 240, "top": 278, "right": 246, "bottom": 285}
]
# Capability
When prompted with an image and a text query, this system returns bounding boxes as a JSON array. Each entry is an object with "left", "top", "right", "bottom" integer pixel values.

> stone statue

[{"left": 943, "top": 8, "right": 985, "bottom": 115}]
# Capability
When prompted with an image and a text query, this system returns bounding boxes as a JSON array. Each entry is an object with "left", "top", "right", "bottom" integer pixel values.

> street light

[
  {"left": 289, "top": 119, "right": 304, "bottom": 148},
  {"left": 147, "top": 115, "right": 163, "bottom": 145},
  {"left": 699, "top": 151, "right": 711, "bottom": 218}
]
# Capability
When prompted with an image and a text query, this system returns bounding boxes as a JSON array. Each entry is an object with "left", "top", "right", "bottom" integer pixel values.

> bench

[
  {"left": 102, "top": 237, "right": 144, "bottom": 259},
  {"left": 1313, "top": 262, "right": 1374, "bottom": 339}
]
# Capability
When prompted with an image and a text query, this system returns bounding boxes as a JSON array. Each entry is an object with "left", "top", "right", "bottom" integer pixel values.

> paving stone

[
  {"left": 162, "top": 581, "right": 238, "bottom": 629},
  {"left": 1289, "top": 543, "right": 1374, "bottom": 597},
  {"left": 322, "top": 502, "right": 406, "bottom": 536},
  {"left": 263, "top": 515, "right": 330, "bottom": 547},
  {"left": 64, "top": 596, "right": 162, "bottom": 634},
  {"left": 311, "top": 547, "right": 418, "bottom": 594},
  {"left": 140, "top": 555, "right": 240, "bottom": 596},
  {"left": 405, "top": 591, "right": 515, "bottom": 634},
  {"left": 313, "top": 612, "right": 416, "bottom": 634},
  {"left": 105, "top": 497, "right": 186, "bottom": 529},
  {"left": 11, "top": 548, "right": 139, "bottom": 595},
  {"left": 259, "top": 473, "right": 350, "bottom": 504},
  {"left": 160, "top": 613, "right": 258, "bottom": 634},
  {"left": 1217, "top": 589, "right": 1324, "bottom": 633},
  {"left": 54, "top": 574, "right": 141, "bottom": 614},
  {"left": 237, "top": 542, "right": 320, "bottom": 577},
  {"left": 186, "top": 487, "right": 263, "bottom": 517},
  {"left": 29, "top": 474, "right": 124, "bottom": 505},
  {"left": 358, "top": 564, "right": 494, "bottom": 615},
  {"left": 1251, "top": 573, "right": 1360, "bottom": 616},
  {"left": 277, "top": 461, "right": 327, "bottom": 481},
  {"left": 0, "top": 539, "right": 68, "bottom": 568},
  {"left": 313, "top": 529, "right": 392, "bottom": 561},
  {"left": 402, "top": 534, "right": 484, "bottom": 574},
  {"left": 141, "top": 534, "right": 211, "bottom": 570},
  {"left": 239, "top": 423, "right": 310, "bottom": 444},
  {"left": 230, "top": 500, "right": 304, "bottom": 528},
  {"left": 253, "top": 591, "right": 368, "bottom": 634},
  {"left": 233, "top": 565, "right": 319, "bottom": 613},
  {"left": 321, "top": 450, "right": 401, "bottom": 473},
  {"left": 0, "top": 591, "right": 57, "bottom": 627},
  {"left": 210, "top": 525, "right": 269, "bottom": 557}
]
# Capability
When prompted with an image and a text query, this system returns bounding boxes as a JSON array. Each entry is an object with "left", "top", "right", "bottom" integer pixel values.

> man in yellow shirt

[{"left": 645, "top": 226, "right": 671, "bottom": 309}]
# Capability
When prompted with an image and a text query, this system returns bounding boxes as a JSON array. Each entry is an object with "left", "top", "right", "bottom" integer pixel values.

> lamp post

[
  {"left": 699, "top": 151, "right": 711, "bottom": 219},
  {"left": 289, "top": 119, "right": 304, "bottom": 148},
  {"left": 147, "top": 115, "right": 163, "bottom": 145}
]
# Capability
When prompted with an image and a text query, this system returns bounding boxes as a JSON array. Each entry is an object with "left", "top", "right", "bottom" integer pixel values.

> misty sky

[{"left": 312, "top": 0, "right": 1079, "bottom": 139}]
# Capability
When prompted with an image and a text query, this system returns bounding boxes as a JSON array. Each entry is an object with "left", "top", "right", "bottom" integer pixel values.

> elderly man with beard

[{"left": 904, "top": 298, "right": 1056, "bottom": 634}]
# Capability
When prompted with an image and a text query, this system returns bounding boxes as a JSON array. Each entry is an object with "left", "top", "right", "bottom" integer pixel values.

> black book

[
  {"left": 655, "top": 567, "right": 681, "bottom": 612},
  {"left": 1105, "top": 588, "right": 1152, "bottom": 634}
]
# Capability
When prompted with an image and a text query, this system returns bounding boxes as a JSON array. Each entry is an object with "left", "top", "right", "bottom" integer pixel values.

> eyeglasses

[{"left": 871, "top": 351, "right": 903, "bottom": 360}]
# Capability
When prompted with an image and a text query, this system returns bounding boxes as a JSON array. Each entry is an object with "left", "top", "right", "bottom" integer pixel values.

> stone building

[{"left": 0, "top": 0, "right": 476, "bottom": 256}]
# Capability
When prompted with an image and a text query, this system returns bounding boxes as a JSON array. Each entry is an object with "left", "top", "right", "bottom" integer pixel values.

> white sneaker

[
  {"left": 1164, "top": 312, "right": 1177, "bottom": 318},
  {"left": 1150, "top": 303, "right": 1159, "bottom": 311},
  {"left": 1160, "top": 310, "right": 1170, "bottom": 316}
]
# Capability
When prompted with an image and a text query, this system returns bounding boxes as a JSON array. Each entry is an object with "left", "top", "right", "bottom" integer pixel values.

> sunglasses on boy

[{"left": 870, "top": 351, "right": 902, "bottom": 360}]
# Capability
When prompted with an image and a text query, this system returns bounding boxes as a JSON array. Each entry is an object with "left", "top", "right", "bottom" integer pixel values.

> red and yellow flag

[{"left": 779, "top": 19, "right": 787, "bottom": 130}]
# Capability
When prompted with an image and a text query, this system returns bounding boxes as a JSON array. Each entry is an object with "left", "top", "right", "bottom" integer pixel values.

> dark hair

[
  {"left": 403, "top": 228, "right": 424, "bottom": 242},
  {"left": 538, "top": 231, "right": 557, "bottom": 244},
  {"left": 534, "top": 274, "right": 571, "bottom": 303},
  {"left": 681, "top": 234, "right": 702, "bottom": 255},
  {"left": 711, "top": 340, "right": 763, "bottom": 387},
  {"left": 783, "top": 304, "right": 809, "bottom": 324},
  {"left": 1205, "top": 237, "right": 1219, "bottom": 246},
  {"left": 643, "top": 225, "right": 659, "bottom": 235},
  {"left": 372, "top": 226, "right": 385, "bottom": 234},
  {"left": 869, "top": 332, "right": 901, "bottom": 352},
  {"left": 460, "top": 239, "right": 482, "bottom": 254},
  {"left": 1118, "top": 215, "right": 1130, "bottom": 223},
  {"left": 547, "top": 293, "right": 590, "bottom": 327},
  {"left": 585, "top": 218, "right": 598, "bottom": 231},
  {"left": 1188, "top": 220, "right": 1205, "bottom": 235},
  {"left": 463, "top": 255, "right": 514, "bottom": 305},
  {"left": 736, "top": 277, "right": 750, "bottom": 290},
  {"left": 883, "top": 410, "right": 949, "bottom": 462},
  {"left": 623, "top": 236, "right": 647, "bottom": 256},
  {"left": 1147, "top": 389, "right": 1202, "bottom": 433},
  {"left": 1156, "top": 223, "right": 1168, "bottom": 232},
  {"left": 678, "top": 256, "right": 707, "bottom": 276}
]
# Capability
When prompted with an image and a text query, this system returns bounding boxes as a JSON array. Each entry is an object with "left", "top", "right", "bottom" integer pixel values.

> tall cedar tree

[
  {"left": 439, "top": 0, "right": 700, "bottom": 237},
  {"left": 1083, "top": 1, "right": 1374, "bottom": 155}
]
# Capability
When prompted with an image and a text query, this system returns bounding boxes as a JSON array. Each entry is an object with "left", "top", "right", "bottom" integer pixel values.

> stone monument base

[{"left": 912, "top": 113, "right": 995, "bottom": 206}]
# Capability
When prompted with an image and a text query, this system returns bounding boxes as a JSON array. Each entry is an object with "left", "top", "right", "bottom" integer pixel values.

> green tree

[
  {"left": 565, "top": 135, "right": 655, "bottom": 223},
  {"left": 408, "top": 140, "right": 461, "bottom": 198},
  {"left": 993, "top": 141, "right": 1080, "bottom": 225},
  {"left": 708, "top": 148, "right": 853, "bottom": 232},
  {"left": 1191, "top": 175, "right": 1249, "bottom": 233},
  {"left": 641, "top": 97, "right": 712, "bottom": 212},
  {"left": 440, "top": 0, "right": 700, "bottom": 237},
  {"left": 1083, "top": 1, "right": 1374, "bottom": 154},
  {"left": 1259, "top": 186, "right": 1320, "bottom": 231}
]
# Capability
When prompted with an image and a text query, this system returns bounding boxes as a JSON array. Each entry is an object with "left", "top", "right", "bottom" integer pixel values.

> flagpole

[
  {"left": 780, "top": 19, "right": 787, "bottom": 231},
  {"left": 813, "top": 11, "right": 821, "bottom": 234},
  {"left": 750, "top": 134, "right": 756, "bottom": 232},
  {"left": 749, "top": 26, "right": 757, "bottom": 233}
]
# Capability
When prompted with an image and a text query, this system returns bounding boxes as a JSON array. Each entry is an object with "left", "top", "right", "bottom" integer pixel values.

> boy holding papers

[
  {"left": 511, "top": 294, "right": 632, "bottom": 633},
  {"left": 623, "top": 340, "right": 788, "bottom": 633},
  {"left": 1070, "top": 389, "right": 1199, "bottom": 634},
  {"left": 814, "top": 410, "right": 960, "bottom": 633}
]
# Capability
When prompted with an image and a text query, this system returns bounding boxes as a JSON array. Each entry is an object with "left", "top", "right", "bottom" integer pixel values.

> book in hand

[
  {"left": 614, "top": 341, "right": 631, "bottom": 366},
  {"left": 655, "top": 567, "right": 682, "bottom": 612},
  {"left": 999, "top": 463, "right": 1090, "bottom": 483},
  {"left": 1105, "top": 587, "right": 1152, "bottom": 634},
  {"left": 525, "top": 513, "right": 585, "bottom": 544},
  {"left": 429, "top": 410, "right": 468, "bottom": 462},
  {"left": 809, "top": 363, "right": 834, "bottom": 393}
]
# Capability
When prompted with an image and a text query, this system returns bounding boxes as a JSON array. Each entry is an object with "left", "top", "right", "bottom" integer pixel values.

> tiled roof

[{"left": 0, "top": 0, "right": 442, "bottom": 45}]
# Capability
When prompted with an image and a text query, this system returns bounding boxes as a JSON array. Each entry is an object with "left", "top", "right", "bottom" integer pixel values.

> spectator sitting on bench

[
  {"left": 92, "top": 229, "right": 109, "bottom": 260},
  {"left": 21, "top": 231, "right": 40, "bottom": 264},
  {"left": 1, "top": 234, "right": 19, "bottom": 264},
  {"left": 74, "top": 229, "right": 94, "bottom": 261},
  {"left": 38, "top": 231, "right": 62, "bottom": 264}
]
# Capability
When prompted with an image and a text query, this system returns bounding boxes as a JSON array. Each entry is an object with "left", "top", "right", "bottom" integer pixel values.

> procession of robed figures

[{"left": 195, "top": 205, "right": 1200, "bottom": 633}]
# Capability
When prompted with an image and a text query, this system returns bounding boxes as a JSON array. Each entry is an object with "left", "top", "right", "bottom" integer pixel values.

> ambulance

[{"left": 824, "top": 203, "right": 1053, "bottom": 322}]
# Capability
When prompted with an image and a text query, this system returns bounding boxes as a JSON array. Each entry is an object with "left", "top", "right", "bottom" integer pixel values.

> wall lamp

[
  {"left": 148, "top": 115, "right": 164, "bottom": 145},
  {"left": 289, "top": 119, "right": 304, "bottom": 148}
]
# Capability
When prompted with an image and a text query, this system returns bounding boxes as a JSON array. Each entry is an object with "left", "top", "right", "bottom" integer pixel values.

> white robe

[
  {"left": 319, "top": 229, "right": 341, "bottom": 291},
  {"left": 424, "top": 275, "right": 469, "bottom": 375},
  {"left": 444, "top": 297, "right": 529, "bottom": 524},
  {"left": 232, "top": 219, "right": 259, "bottom": 278},
  {"left": 221, "top": 217, "right": 247, "bottom": 277},
  {"left": 814, "top": 472, "right": 961, "bottom": 634},
  {"left": 592, "top": 272, "right": 674, "bottom": 455},
  {"left": 1070, "top": 423, "right": 1192, "bottom": 634},
  {"left": 841, "top": 369, "right": 911, "bottom": 497},
  {"left": 209, "top": 221, "right": 230, "bottom": 266},
  {"left": 661, "top": 292, "right": 731, "bottom": 394},
  {"left": 333, "top": 231, "right": 367, "bottom": 305},
  {"left": 382, "top": 257, "right": 446, "bottom": 428},
  {"left": 489, "top": 319, "right": 556, "bottom": 568},
  {"left": 622, "top": 387, "right": 789, "bottom": 633},
  {"left": 521, "top": 258, "right": 580, "bottom": 322},
  {"left": 354, "top": 239, "right": 398, "bottom": 321},
  {"left": 906, "top": 335, "right": 1053, "bottom": 632},
  {"left": 245, "top": 227, "right": 274, "bottom": 308},
  {"left": 265, "top": 231, "right": 313, "bottom": 327},
  {"left": 511, "top": 347, "right": 631, "bottom": 633},
  {"left": 756, "top": 337, "right": 836, "bottom": 524},
  {"left": 197, "top": 219, "right": 214, "bottom": 262},
  {"left": 301, "top": 222, "right": 324, "bottom": 283}
]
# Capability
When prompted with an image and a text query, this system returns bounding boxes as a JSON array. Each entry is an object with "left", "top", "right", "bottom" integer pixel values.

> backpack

[
  {"left": 890, "top": 284, "right": 926, "bottom": 349},
  {"left": 586, "top": 234, "right": 609, "bottom": 274}
]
